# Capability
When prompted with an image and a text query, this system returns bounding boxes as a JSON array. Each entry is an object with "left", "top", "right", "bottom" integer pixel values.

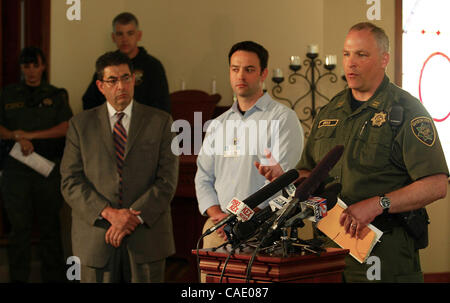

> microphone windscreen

[
  {"left": 243, "top": 169, "right": 299, "bottom": 209},
  {"left": 232, "top": 206, "right": 274, "bottom": 240},
  {"left": 295, "top": 145, "right": 344, "bottom": 201},
  {"left": 320, "top": 182, "right": 342, "bottom": 211}
]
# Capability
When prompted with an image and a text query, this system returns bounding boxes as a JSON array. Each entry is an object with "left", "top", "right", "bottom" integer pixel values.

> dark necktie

[{"left": 113, "top": 112, "right": 127, "bottom": 203}]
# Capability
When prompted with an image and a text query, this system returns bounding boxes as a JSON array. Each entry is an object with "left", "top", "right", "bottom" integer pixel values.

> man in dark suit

[{"left": 60, "top": 51, "right": 178, "bottom": 282}]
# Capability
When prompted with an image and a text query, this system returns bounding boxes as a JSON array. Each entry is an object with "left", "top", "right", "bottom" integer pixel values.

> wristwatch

[{"left": 379, "top": 195, "right": 391, "bottom": 214}]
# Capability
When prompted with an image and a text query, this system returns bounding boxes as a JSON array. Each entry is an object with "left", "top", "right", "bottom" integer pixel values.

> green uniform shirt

[
  {"left": 297, "top": 75, "right": 448, "bottom": 226},
  {"left": 0, "top": 82, "right": 73, "bottom": 161},
  {"left": 297, "top": 75, "right": 449, "bottom": 282}
]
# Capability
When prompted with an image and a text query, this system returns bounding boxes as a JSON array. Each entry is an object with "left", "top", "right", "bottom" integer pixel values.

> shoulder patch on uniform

[
  {"left": 411, "top": 117, "right": 436, "bottom": 147},
  {"left": 318, "top": 119, "right": 339, "bottom": 128}
]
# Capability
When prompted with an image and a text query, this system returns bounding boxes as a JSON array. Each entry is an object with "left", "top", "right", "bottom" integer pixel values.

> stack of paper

[{"left": 317, "top": 199, "right": 383, "bottom": 263}]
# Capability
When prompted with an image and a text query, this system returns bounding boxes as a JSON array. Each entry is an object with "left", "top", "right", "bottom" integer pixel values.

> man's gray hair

[{"left": 349, "top": 22, "right": 390, "bottom": 54}]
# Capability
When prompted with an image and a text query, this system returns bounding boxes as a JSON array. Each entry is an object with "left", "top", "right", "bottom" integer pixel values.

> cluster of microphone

[{"left": 201, "top": 145, "right": 345, "bottom": 250}]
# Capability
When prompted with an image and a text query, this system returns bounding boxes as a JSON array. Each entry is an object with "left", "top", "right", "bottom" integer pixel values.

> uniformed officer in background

[
  {"left": 82, "top": 12, "right": 171, "bottom": 113},
  {"left": 0, "top": 47, "right": 73, "bottom": 282},
  {"left": 256, "top": 22, "right": 448, "bottom": 282}
]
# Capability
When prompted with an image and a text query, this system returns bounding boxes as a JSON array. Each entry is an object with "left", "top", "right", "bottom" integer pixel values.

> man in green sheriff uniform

[
  {"left": 0, "top": 47, "right": 73, "bottom": 282},
  {"left": 255, "top": 22, "right": 448, "bottom": 282}
]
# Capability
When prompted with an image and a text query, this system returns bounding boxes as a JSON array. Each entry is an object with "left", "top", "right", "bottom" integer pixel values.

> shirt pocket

[
  {"left": 312, "top": 126, "right": 338, "bottom": 162},
  {"left": 352, "top": 123, "right": 392, "bottom": 169}
]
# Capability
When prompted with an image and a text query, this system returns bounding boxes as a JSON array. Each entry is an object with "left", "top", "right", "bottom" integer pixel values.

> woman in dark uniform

[{"left": 0, "top": 47, "right": 73, "bottom": 282}]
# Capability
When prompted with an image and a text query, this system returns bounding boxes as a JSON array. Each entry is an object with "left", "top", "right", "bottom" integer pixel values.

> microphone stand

[
  {"left": 219, "top": 248, "right": 235, "bottom": 283},
  {"left": 280, "top": 228, "right": 290, "bottom": 257}
]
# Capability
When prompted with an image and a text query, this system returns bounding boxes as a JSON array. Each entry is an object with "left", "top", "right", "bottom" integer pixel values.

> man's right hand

[
  {"left": 206, "top": 206, "right": 230, "bottom": 241},
  {"left": 254, "top": 150, "right": 284, "bottom": 182},
  {"left": 18, "top": 139, "right": 34, "bottom": 156},
  {"left": 101, "top": 207, "right": 142, "bottom": 246}
]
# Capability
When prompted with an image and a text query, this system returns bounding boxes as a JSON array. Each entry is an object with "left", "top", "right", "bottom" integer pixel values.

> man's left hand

[
  {"left": 105, "top": 225, "right": 130, "bottom": 248},
  {"left": 339, "top": 197, "right": 382, "bottom": 239},
  {"left": 254, "top": 150, "right": 284, "bottom": 182}
]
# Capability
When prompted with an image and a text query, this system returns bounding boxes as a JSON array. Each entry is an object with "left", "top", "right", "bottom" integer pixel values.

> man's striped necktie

[{"left": 113, "top": 112, "right": 127, "bottom": 203}]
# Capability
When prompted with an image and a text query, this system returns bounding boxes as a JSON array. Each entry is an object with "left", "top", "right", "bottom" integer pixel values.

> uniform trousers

[
  {"left": 319, "top": 226, "right": 423, "bottom": 282},
  {"left": 1, "top": 161, "right": 65, "bottom": 282}
]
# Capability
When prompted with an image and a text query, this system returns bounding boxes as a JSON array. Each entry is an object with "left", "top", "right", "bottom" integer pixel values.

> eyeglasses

[{"left": 101, "top": 74, "right": 133, "bottom": 87}]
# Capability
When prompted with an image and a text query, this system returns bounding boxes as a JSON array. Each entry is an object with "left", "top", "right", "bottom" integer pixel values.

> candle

[
  {"left": 290, "top": 56, "right": 301, "bottom": 66},
  {"left": 307, "top": 44, "right": 319, "bottom": 55},
  {"left": 211, "top": 77, "right": 217, "bottom": 94},
  {"left": 325, "top": 55, "right": 337, "bottom": 66},
  {"left": 273, "top": 68, "right": 283, "bottom": 78}
]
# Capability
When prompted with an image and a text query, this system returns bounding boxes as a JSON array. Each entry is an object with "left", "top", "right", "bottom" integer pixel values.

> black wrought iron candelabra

[{"left": 271, "top": 50, "right": 340, "bottom": 136}]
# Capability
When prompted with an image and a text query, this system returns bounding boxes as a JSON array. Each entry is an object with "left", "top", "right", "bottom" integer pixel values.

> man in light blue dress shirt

[{"left": 195, "top": 41, "right": 304, "bottom": 248}]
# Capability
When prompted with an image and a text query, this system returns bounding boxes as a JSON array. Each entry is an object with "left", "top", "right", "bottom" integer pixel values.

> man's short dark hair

[
  {"left": 19, "top": 46, "right": 46, "bottom": 65},
  {"left": 112, "top": 12, "right": 139, "bottom": 32},
  {"left": 228, "top": 41, "right": 269, "bottom": 72},
  {"left": 95, "top": 51, "right": 134, "bottom": 80}
]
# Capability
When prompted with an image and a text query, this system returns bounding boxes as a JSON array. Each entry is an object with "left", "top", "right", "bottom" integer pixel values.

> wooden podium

[{"left": 193, "top": 247, "right": 348, "bottom": 283}]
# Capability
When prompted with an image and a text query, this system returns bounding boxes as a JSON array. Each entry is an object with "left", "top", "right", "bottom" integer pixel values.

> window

[{"left": 402, "top": 0, "right": 450, "bottom": 165}]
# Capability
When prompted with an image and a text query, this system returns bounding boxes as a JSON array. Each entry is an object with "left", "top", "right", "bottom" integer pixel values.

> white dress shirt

[{"left": 106, "top": 99, "right": 133, "bottom": 133}]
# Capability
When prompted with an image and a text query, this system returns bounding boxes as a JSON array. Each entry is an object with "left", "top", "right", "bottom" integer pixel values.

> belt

[{"left": 372, "top": 213, "right": 402, "bottom": 233}]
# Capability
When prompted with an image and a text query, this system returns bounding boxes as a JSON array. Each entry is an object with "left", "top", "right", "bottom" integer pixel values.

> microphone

[
  {"left": 269, "top": 195, "right": 291, "bottom": 211},
  {"left": 284, "top": 187, "right": 340, "bottom": 227},
  {"left": 201, "top": 169, "right": 300, "bottom": 237},
  {"left": 231, "top": 205, "right": 278, "bottom": 242},
  {"left": 295, "top": 145, "right": 344, "bottom": 202},
  {"left": 265, "top": 145, "right": 344, "bottom": 237},
  {"left": 231, "top": 186, "right": 297, "bottom": 243},
  {"left": 226, "top": 197, "right": 256, "bottom": 222}
]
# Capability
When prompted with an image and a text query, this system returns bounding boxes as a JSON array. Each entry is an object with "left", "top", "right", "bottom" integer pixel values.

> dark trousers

[{"left": 1, "top": 162, "right": 65, "bottom": 282}]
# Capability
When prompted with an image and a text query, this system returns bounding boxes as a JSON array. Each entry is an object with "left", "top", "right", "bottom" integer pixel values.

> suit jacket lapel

[
  {"left": 125, "top": 102, "right": 145, "bottom": 158},
  {"left": 98, "top": 104, "right": 116, "bottom": 162}
]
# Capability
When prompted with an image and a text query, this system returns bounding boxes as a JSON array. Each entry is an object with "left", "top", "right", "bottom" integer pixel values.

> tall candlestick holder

[{"left": 272, "top": 51, "right": 340, "bottom": 136}]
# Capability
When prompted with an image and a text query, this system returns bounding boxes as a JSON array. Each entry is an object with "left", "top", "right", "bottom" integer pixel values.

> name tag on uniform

[
  {"left": 5, "top": 102, "right": 25, "bottom": 110},
  {"left": 318, "top": 119, "right": 339, "bottom": 128}
]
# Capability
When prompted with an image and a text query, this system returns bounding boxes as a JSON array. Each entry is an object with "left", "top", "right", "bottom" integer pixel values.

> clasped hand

[
  {"left": 13, "top": 130, "right": 34, "bottom": 156},
  {"left": 103, "top": 208, "right": 142, "bottom": 248}
]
